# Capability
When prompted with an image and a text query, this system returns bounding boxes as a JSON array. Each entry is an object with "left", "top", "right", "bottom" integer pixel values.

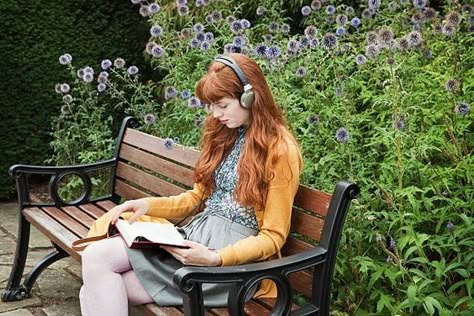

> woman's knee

[{"left": 81, "top": 237, "right": 129, "bottom": 273}]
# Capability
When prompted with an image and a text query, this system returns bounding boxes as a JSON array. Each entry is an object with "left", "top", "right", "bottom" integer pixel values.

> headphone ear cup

[{"left": 240, "top": 90, "right": 255, "bottom": 109}]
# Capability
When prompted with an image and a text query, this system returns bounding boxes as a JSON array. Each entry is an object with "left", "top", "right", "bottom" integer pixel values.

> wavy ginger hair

[{"left": 194, "top": 53, "right": 299, "bottom": 210}]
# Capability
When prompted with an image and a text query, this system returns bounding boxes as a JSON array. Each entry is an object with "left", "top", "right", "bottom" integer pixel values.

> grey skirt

[{"left": 125, "top": 210, "right": 258, "bottom": 307}]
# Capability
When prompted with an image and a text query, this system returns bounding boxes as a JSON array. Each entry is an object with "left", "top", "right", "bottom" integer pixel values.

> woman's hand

[
  {"left": 111, "top": 199, "right": 150, "bottom": 224},
  {"left": 161, "top": 241, "right": 222, "bottom": 266}
]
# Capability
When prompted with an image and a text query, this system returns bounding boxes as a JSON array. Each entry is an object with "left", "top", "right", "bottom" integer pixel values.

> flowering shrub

[{"left": 50, "top": 0, "right": 473, "bottom": 314}]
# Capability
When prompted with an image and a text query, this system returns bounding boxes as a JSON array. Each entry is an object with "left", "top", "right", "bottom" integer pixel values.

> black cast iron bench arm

[
  {"left": 9, "top": 159, "right": 117, "bottom": 207},
  {"left": 174, "top": 246, "right": 328, "bottom": 316}
]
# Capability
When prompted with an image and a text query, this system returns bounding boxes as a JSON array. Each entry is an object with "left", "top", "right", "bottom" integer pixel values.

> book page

[{"left": 116, "top": 220, "right": 186, "bottom": 247}]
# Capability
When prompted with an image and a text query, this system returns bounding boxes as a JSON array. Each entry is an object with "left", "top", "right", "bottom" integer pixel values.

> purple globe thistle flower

[
  {"left": 388, "top": 237, "right": 397, "bottom": 250},
  {"left": 181, "top": 89, "right": 191, "bottom": 99},
  {"left": 281, "top": 24, "right": 290, "bottom": 34},
  {"left": 224, "top": 43, "right": 233, "bottom": 54},
  {"left": 83, "top": 66, "right": 94, "bottom": 75},
  {"left": 311, "top": 0, "right": 322, "bottom": 10},
  {"left": 307, "top": 114, "right": 320, "bottom": 125},
  {"left": 63, "top": 94, "right": 73, "bottom": 103},
  {"left": 455, "top": 102, "right": 470, "bottom": 116},
  {"left": 336, "top": 27, "right": 346, "bottom": 36},
  {"left": 392, "top": 114, "right": 406, "bottom": 129},
  {"left": 97, "top": 74, "right": 108, "bottom": 84},
  {"left": 60, "top": 105, "right": 71, "bottom": 115},
  {"left": 309, "top": 37, "right": 319, "bottom": 48},
  {"left": 411, "top": 12, "right": 425, "bottom": 24},
  {"left": 398, "top": 37, "right": 410, "bottom": 50},
  {"left": 139, "top": 5, "right": 151, "bottom": 17},
  {"left": 151, "top": 45, "right": 165, "bottom": 57},
  {"left": 202, "top": 0, "right": 210, "bottom": 5},
  {"left": 241, "top": 19, "right": 251, "bottom": 29},
  {"left": 295, "top": 67, "right": 307, "bottom": 78},
  {"left": 446, "top": 222, "right": 454, "bottom": 231},
  {"left": 345, "top": 6, "right": 355, "bottom": 15},
  {"left": 226, "top": 15, "right": 236, "bottom": 25},
  {"left": 101, "top": 59, "right": 112, "bottom": 70},
  {"left": 212, "top": 10, "right": 223, "bottom": 22},
  {"left": 59, "top": 53, "right": 72, "bottom": 65},
  {"left": 150, "top": 25, "right": 163, "bottom": 37},
  {"left": 230, "top": 20, "right": 243, "bottom": 34},
  {"left": 97, "top": 83, "right": 107, "bottom": 92},
  {"left": 366, "top": 31, "right": 379, "bottom": 45},
  {"left": 83, "top": 73, "right": 94, "bottom": 83},
  {"left": 164, "top": 138, "right": 175, "bottom": 150},
  {"left": 362, "top": 9, "right": 373, "bottom": 19},
  {"left": 176, "top": 0, "right": 187, "bottom": 5},
  {"left": 76, "top": 69, "right": 84, "bottom": 79},
  {"left": 336, "top": 14, "right": 348, "bottom": 25},
  {"left": 322, "top": 33, "right": 337, "bottom": 50},
  {"left": 422, "top": 7, "right": 437, "bottom": 21},
  {"left": 55, "top": 83, "right": 62, "bottom": 94},
  {"left": 146, "top": 42, "right": 156, "bottom": 54},
  {"left": 442, "top": 24, "right": 456, "bottom": 37},
  {"left": 355, "top": 54, "right": 367, "bottom": 65},
  {"left": 462, "top": 4, "right": 473, "bottom": 14},
  {"left": 300, "top": 36, "right": 311, "bottom": 49},
  {"left": 445, "top": 12, "right": 461, "bottom": 25},
  {"left": 444, "top": 79, "right": 460, "bottom": 92},
  {"left": 187, "top": 96, "right": 201, "bottom": 108},
  {"left": 194, "top": 115, "right": 205, "bottom": 128},
  {"left": 368, "top": 0, "right": 381, "bottom": 11},
  {"left": 433, "top": 23, "right": 443, "bottom": 33},
  {"left": 60, "top": 83, "right": 70, "bottom": 93},
  {"left": 268, "top": 22, "right": 279, "bottom": 33},
  {"left": 205, "top": 32, "right": 214, "bottom": 42},
  {"left": 422, "top": 49, "right": 432, "bottom": 59},
  {"left": 412, "top": 0, "right": 426, "bottom": 9},
  {"left": 335, "top": 127, "right": 350, "bottom": 143},
  {"left": 302, "top": 6, "right": 312, "bottom": 16},
  {"left": 181, "top": 28, "right": 192, "bottom": 38},
  {"left": 195, "top": 0, "right": 203, "bottom": 7},
  {"left": 266, "top": 46, "right": 281, "bottom": 59},
  {"left": 365, "top": 44, "right": 380, "bottom": 58},
  {"left": 196, "top": 32, "right": 206, "bottom": 42},
  {"left": 127, "top": 65, "right": 139, "bottom": 75},
  {"left": 349, "top": 18, "right": 361, "bottom": 29},
  {"left": 114, "top": 58, "right": 126, "bottom": 68},
  {"left": 144, "top": 113, "right": 156, "bottom": 125},
  {"left": 379, "top": 28, "right": 394, "bottom": 43},
  {"left": 231, "top": 46, "right": 242, "bottom": 53},
  {"left": 254, "top": 44, "right": 268, "bottom": 57},
  {"left": 264, "top": 34, "right": 273, "bottom": 42},
  {"left": 177, "top": 4, "right": 189, "bottom": 16},
  {"left": 304, "top": 26, "right": 317, "bottom": 38},
  {"left": 200, "top": 41, "right": 210, "bottom": 50},
  {"left": 407, "top": 30, "right": 423, "bottom": 47},
  {"left": 256, "top": 6, "right": 266, "bottom": 16},
  {"left": 325, "top": 5, "right": 336, "bottom": 15},
  {"left": 165, "top": 86, "right": 178, "bottom": 100},
  {"left": 149, "top": 3, "right": 160, "bottom": 14},
  {"left": 287, "top": 39, "right": 300, "bottom": 53},
  {"left": 205, "top": 14, "right": 214, "bottom": 24},
  {"left": 233, "top": 35, "right": 247, "bottom": 47},
  {"left": 193, "top": 23, "right": 205, "bottom": 33},
  {"left": 388, "top": 2, "right": 398, "bottom": 12},
  {"left": 189, "top": 38, "right": 199, "bottom": 48}
]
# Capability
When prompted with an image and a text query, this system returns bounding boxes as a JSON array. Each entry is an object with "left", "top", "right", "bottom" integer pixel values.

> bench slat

[
  {"left": 115, "top": 179, "right": 152, "bottom": 200},
  {"left": 143, "top": 305, "right": 184, "bottom": 316},
  {"left": 119, "top": 143, "right": 195, "bottom": 188},
  {"left": 294, "top": 185, "right": 331, "bottom": 218},
  {"left": 117, "top": 162, "right": 187, "bottom": 197},
  {"left": 96, "top": 200, "right": 118, "bottom": 211},
  {"left": 123, "top": 129, "right": 200, "bottom": 168},
  {"left": 291, "top": 208, "right": 325, "bottom": 242},
  {"left": 79, "top": 203, "right": 108, "bottom": 219},
  {"left": 281, "top": 237, "right": 314, "bottom": 256},
  {"left": 41, "top": 207, "right": 89, "bottom": 238},
  {"left": 289, "top": 270, "right": 313, "bottom": 298},
  {"left": 62, "top": 206, "right": 96, "bottom": 228},
  {"left": 22, "top": 207, "right": 80, "bottom": 261}
]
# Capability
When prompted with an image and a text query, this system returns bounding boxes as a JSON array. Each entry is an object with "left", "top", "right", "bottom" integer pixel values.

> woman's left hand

[{"left": 161, "top": 241, "right": 222, "bottom": 266}]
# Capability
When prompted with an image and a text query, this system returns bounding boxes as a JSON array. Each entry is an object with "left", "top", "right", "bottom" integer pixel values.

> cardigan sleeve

[
  {"left": 217, "top": 142, "right": 302, "bottom": 266},
  {"left": 142, "top": 182, "right": 209, "bottom": 220}
]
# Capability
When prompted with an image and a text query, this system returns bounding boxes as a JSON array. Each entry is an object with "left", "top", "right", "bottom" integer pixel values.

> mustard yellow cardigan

[{"left": 143, "top": 135, "right": 303, "bottom": 297}]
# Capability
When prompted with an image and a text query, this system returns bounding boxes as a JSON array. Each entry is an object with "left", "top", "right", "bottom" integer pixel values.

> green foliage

[
  {"left": 48, "top": 0, "right": 473, "bottom": 314},
  {"left": 0, "top": 0, "right": 149, "bottom": 199}
]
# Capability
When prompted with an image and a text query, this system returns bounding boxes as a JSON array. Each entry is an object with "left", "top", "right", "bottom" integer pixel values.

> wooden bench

[{"left": 2, "top": 117, "right": 359, "bottom": 315}]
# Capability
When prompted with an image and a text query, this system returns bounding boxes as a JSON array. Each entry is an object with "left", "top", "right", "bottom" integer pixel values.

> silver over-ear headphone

[{"left": 214, "top": 55, "right": 255, "bottom": 109}]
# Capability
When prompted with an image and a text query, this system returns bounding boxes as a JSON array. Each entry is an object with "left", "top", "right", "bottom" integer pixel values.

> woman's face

[{"left": 208, "top": 97, "right": 250, "bottom": 129}]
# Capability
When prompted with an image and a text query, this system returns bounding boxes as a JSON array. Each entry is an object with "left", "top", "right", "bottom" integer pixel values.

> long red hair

[{"left": 194, "top": 53, "right": 299, "bottom": 210}]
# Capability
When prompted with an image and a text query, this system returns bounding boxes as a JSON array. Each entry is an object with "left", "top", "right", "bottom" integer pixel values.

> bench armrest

[
  {"left": 9, "top": 159, "right": 117, "bottom": 207},
  {"left": 173, "top": 246, "right": 327, "bottom": 315}
]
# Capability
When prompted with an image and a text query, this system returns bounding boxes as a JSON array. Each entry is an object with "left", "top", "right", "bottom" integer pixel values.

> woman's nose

[{"left": 212, "top": 109, "right": 223, "bottom": 118}]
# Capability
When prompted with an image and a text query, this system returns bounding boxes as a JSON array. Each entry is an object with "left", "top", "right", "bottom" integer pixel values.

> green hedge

[{"left": 0, "top": 0, "right": 149, "bottom": 199}]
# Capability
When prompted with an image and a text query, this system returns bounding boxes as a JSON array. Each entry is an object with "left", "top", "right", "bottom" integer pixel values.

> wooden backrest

[{"left": 115, "top": 127, "right": 331, "bottom": 298}]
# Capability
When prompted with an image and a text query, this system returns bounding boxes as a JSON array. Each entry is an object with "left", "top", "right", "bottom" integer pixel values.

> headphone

[{"left": 214, "top": 55, "right": 255, "bottom": 109}]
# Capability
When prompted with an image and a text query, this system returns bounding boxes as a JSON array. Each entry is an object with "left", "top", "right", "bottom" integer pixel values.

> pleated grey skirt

[{"left": 125, "top": 210, "right": 258, "bottom": 307}]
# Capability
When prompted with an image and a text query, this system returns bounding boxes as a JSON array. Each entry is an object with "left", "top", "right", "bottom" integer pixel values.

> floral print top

[{"left": 204, "top": 127, "right": 259, "bottom": 231}]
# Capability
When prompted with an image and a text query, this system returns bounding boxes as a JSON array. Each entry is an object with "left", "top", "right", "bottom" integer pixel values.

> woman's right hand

[{"left": 111, "top": 199, "right": 150, "bottom": 224}]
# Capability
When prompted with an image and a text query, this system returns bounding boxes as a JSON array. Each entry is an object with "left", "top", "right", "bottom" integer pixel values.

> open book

[{"left": 115, "top": 219, "right": 189, "bottom": 249}]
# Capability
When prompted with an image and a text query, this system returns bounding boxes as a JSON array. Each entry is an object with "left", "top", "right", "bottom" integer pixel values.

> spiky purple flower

[
  {"left": 281, "top": 24, "right": 290, "bottom": 34},
  {"left": 226, "top": 15, "right": 236, "bottom": 25},
  {"left": 287, "top": 39, "right": 300, "bottom": 53},
  {"left": 302, "top": 6, "right": 312, "bottom": 16},
  {"left": 100, "top": 59, "right": 112, "bottom": 70},
  {"left": 205, "top": 32, "right": 214, "bottom": 42},
  {"left": 336, "top": 14, "right": 348, "bottom": 25},
  {"left": 256, "top": 6, "right": 265, "bottom": 16},
  {"left": 127, "top": 65, "right": 139, "bottom": 75},
  {"left": 193, "top": 23, "right": 205, "bottom": 33},
  {"left": 188, "top": 96, "right": 201, "bottom": 108},
  {"left": 254, "top": 44, "right": 267, "bottom": 57},
  {"left": 322, "top": 33, "right": 337, "bottom": 50},
  {"left": 196, "top": 32, "right": 206, "bottom": 42},
  {"left": 335, "top": 127, "right": 350, "bottom": 143},
  {"left": 59, "top": 53, "right": 72, "bottom": 65},
  {"left": 355, "top": 54, "right": 367, "bottom": 65},
  {"left": 55, "top": 83, "right": 62, "bottom": 94},
  {"left": 181, "top": 89, "right": 191, "bottom": 99},
  {"left": 412, "top": 0, "right": 426, "bottom": 9},
  {"left": 407, "top": 31, "right": 422, "bottom": 47},
  {"left": 336, "top": 27, "right": 346, "bottom": 36},
  {"left": 307, "top": 114, "right": 320, "bottom": 125},
  {"left": 60, "top": 83, "right": 70, "bottom": 93},
  {"left": 114, "top": 58, "right": 126, "bottom": 68},
  {"left": 345, "top": 6, "right": 355, "bottom": 15},
  {"left": 164, "top": 138, "right": 175, "bottom": 150},
  {"left": 224, "top": 43, "right": 233, "bottom": 54},
  {"left": 309, "top": 37, "right": 319, "bottom": 48},
  {"left": 83, "top": 73, "right": 94, "bottom": 83},
  {"left": 189, "top": 38, "right": 200, "bottom": 48},
  {"left": 63, "top": 94, "right": 73, "bottom": 103},
  {"left": 144, "top": 113, "right": 156, "bottom": 125},
  {"left": 379, "top": 28, "right": 394, "bottom": 43},
  {"left": 368, "top": 0, "right": 381, "bottom": 11},
  {"left": 230, "top": 20, "right": 243, "bottom": 34},
  {"left": 233, "top": 36, "right": 246, "bottom": 47},
  {"left": 325, "top": 5, "right": 336, "bottom": 15},
  {"left": 151, "top": 45, "right": 165, "bottom": 57},
  {"left": 455, "top": 102, "right": 470, "bottom": 116},
  {"left": 446, "top": 222, "right": 454, "bottom": 231},
  {"left": 83, "top": 66, "right": 94, "bottom": 75},
  {"left": 388, "top": 237, "right": 397, "bottom": 249},
  {"left": 311, "top": 0, "right": 322, "bottom": 10},
  {"left": 177, "top": 4, "right": 189, "bottom": 16},
  {"left": 442, "top": 24, "right": 456, "bottom": 37},
  {"left": 200, "top": 41, "right": 210, "bottom": 50},
  {"left": 176, "top": 0, "right": 187, "bottom": 5},
  {"left": 445, "top": 12, "right": 461, "bottom": 25},
  {"left": 365, "top": 44, "right": 380, "bottom": 58},
  {"left": 362, "top": 9, "right": 372, "bottom": 19},
  {"left": 241, "top": 19, "right": 251, "bottom": 29},
  {"left": 139, "top": 5, "right": 151, "bottom": 17},
  {"left": 351, "top": 17, "right": 361, "bottom": 28},
  {"left": 444, "top": 79, "right": 460, "bottom": 92},
  {"left": 195, "top": 0, "right": 203, "bottom": 7},
  {"left": 97, "top": 83, "right": 107, "bottom": 92},
  {"left": 266, "top": 46, "right": 281, "bottom": 59},
  {"left": 165, "top": 86, "right": 178, "bottom": 100},
  {"left": 149, "top": 3, "right": 160, "bottom": 14},
  {"left": 295, "top": 67, "right": 307, "bottom": 78},
  {"left": 150, "top": 25, "right": 163, "bottom": 37},
  {"left": 268, "top": 22, "right": 279, "bottom": 33},
  {"left": 305, "top": 26, "right": 317, "bottom": 38},
  {"left": 388, "top": 2, "right": 398, "bottom": 12}
]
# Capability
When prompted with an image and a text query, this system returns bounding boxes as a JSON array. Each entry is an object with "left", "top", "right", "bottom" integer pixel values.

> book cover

[{"left": 115, "top": 219, "right": 189, "bottom": 249}]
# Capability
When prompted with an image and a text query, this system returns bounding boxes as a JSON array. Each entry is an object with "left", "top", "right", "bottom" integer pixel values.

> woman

[{"left": 79, "top": 53, "right": 303, "bottom": 315}]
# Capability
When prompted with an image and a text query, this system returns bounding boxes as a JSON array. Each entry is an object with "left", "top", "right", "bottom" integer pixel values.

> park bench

[{"left": 2, "top": 116, "right": 359, "bottom": 315}]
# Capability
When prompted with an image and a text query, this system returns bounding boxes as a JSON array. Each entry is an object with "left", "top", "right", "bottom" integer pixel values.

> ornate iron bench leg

[{"left": 2, "top": 214, "right": 31, "bottom": 302}]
